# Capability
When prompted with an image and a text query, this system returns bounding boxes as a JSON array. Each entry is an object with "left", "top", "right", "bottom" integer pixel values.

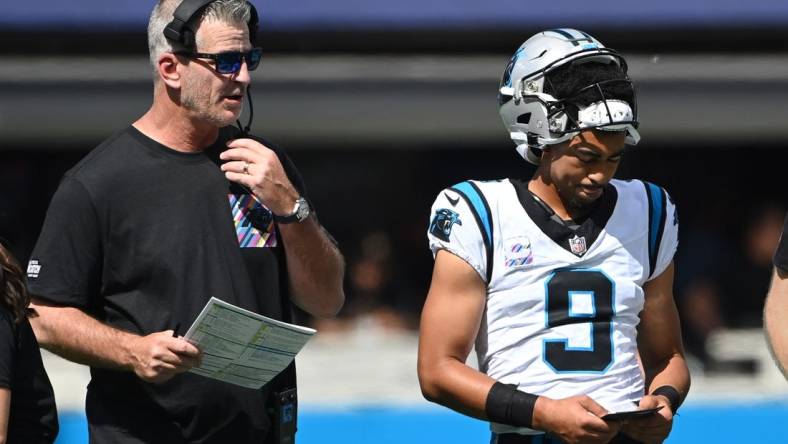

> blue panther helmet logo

[
  {"left": 430, "top": 208, "right": 462, "bottom": 242},
  {"left": 500, "top": 47, "right": 525, "bottom": 89}
]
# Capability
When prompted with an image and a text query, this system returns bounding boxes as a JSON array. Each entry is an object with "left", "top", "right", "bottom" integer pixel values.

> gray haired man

[{"left": 26, "top": 1, "right": 345, "bottom": 442}]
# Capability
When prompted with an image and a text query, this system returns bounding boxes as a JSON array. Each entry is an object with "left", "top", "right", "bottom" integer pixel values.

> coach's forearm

[
  {"left": 29, "top": 299, "right": 140, "bottom": 371},
  {"left": 279, "top": 218, "right": 345, "bottom": 317}
]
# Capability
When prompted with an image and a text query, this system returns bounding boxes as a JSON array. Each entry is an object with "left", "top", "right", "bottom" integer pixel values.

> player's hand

[
  {"left": 128, "top": 331, "right": 202, "bottom": 383},
  {"left": 533, "top": 395, "right": 621, "bottom": 444},
  {"left": 219, "top": 138, "right": 299, "bottom": 216},
  {"left": 620, "top": 395, "right": 673, "bottom": 443}
]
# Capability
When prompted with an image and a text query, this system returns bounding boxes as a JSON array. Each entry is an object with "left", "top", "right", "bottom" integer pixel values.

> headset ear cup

[
  {"left": 163, "top": 25, "right": 181, "bottom": 44},
  {"left": 247, "top": 2, "right": 259, "bottom": 44},
  {"left": 183, "top": 30, "right": 195, "bottom": 49},
  {"left": 248, "top": 26, "right": 257, "bottom": 45},
  {"left": 165, "top": 1, "right": 259, "bottom": 48}
]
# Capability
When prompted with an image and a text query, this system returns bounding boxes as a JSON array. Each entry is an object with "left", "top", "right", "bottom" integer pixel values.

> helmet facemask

[
  {"left": 543, "top": 77, "right": 640, "bottom": 146},
  {"left": 535, "top": 53, "right": 640, "bottom": 146}
]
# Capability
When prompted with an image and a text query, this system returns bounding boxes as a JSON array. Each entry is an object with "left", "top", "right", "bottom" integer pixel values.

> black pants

[{"left": 492, "top": 432, "right": 643, "bottom": 444}]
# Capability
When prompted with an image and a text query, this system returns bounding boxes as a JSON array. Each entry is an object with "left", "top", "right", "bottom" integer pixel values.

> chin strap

[
  {"left": 515, "top": 143, "right": 547, "bottom": 166},
  {"left": 235, "top": 84, "right": 254, "bottom": 136},
  {"left": 512, "top": 129, "right": 575, "bottom": 166}
]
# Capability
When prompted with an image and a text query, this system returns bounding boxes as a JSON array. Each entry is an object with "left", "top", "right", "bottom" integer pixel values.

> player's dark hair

[
  {"left": 0, "top": 244, "right": 32, "bottom": 324},
  {"left": 543, "top": 60, "right": 634, "bottom": 128},
  {"left": 544, "top": 62, "right": 627, "bottom": 103}
]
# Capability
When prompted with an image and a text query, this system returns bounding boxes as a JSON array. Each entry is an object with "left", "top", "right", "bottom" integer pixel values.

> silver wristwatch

[{"left": 273, "top": 197, "right": 310, "bottom": 224}]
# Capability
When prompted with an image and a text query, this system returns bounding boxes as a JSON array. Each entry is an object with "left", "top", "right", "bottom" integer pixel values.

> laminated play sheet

[{"left": 184, "top": 297, "right": 315, "bottom": 388}]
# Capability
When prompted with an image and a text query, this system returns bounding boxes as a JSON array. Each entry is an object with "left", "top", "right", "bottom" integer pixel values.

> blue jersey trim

[
  {"left": 644, "top": 182, "right": 667, "bottom": 279},
  {"left": 450, "top": 181, "right": 494, "bottom": 283},
  {"left": 452, "top": 181, "right": 492, "bottom": 244}
]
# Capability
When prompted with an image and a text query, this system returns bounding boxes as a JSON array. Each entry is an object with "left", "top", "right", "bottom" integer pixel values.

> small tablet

[{"left": 602, "top": 406, "right": 663, "bottom": 421}]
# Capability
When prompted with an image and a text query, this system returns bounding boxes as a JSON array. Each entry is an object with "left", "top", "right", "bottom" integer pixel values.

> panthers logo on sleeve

[{"left": 430, "top": 208, "right": 462, "bottom": 242}]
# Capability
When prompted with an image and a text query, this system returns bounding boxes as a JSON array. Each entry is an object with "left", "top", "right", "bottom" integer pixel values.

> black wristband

[
  {"left": 651, "top": 385, "right": 682, "bottom": 414},
  {"left": 485, "top": 382, "right": 538, "bottom": 428}
]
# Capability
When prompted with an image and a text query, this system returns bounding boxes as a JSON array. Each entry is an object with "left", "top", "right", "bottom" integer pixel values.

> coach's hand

[
  {"left": 620, "top": 395, "right": 673, "bottom": 444},
  {"left": 533, "top": 395, "right": 621, "bottom": 444},
  {"left": 128, "top": 331, "right": 202, "bottom": 383},
  {"left": 220, "top": 138, "right": 299, "bottom": 216}
]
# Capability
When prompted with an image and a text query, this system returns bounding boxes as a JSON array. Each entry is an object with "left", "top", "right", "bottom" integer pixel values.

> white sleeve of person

[{"left": 427, "top": 187, "right": 488, "bottom": 283}]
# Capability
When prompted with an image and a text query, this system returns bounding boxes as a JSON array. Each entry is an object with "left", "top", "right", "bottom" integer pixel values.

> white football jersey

[{"left": 427, "top": 178, "right": 678, "bottom": 435}]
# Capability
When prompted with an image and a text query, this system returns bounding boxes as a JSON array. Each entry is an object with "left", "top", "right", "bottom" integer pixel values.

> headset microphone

[{"left": 236, "top": 85, "right": 254, "bottom": 136}]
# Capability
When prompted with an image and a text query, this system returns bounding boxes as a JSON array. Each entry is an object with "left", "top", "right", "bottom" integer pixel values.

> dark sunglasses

[{"left": 176, "top": 47, "right": 262, "bottom": 74}]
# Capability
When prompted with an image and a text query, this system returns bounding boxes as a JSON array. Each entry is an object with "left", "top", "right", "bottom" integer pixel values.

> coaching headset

[{"left": 164, "top": 0, "right": 259, "bottom": 134}]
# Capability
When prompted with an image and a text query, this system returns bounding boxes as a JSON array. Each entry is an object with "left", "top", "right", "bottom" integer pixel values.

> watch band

[{"left": 273, "top": 197, "right": 310, "bottom": 224}]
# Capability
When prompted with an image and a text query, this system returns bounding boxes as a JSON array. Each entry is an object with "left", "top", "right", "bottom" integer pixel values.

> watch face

[{"left": 296, "top": 200, "right": 310, "bottom": 221}]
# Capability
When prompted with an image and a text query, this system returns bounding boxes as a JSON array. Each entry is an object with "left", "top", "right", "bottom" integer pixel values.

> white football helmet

[{"left": 498, "top": 28, "right": 641, "bottom": 165}]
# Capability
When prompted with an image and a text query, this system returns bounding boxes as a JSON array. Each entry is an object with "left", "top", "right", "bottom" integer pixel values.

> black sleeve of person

[
  {"left": 25, "top": 177, "right": 102, "bottom": 309},
  {"left": 0, "top": 310, "right": 17, "bottom": 389},
  {"left": 485, "top": 382, "right": 538, "bottom": 428},
  {"left": 774, "top": 213, "right": 788, "bottom": 271}
]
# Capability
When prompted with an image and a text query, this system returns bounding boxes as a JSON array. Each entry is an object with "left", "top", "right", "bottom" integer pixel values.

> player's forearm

[
  {"left": 279, "top": 218, "right": 345, "bottom": 317},
  {"left": 29, "top": 301, "right": 140, "bottom": 371},
  {"left": 417, "top": 357, "right": 496, "bottom": 419},
  {"left": 418, "top": 358, "right": 559, "bottom": 433},
  {"left": 643, "top": 352, "right": 690, "bottom": 403}
]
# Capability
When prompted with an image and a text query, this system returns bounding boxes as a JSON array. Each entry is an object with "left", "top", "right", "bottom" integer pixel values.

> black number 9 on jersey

[{"left": 543, "top": 269, "right": 614, "bottom": 373}]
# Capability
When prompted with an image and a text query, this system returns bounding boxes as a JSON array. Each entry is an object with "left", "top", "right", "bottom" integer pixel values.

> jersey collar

[{"left": 511, "top": 179, "right": 618, "bottom": 257}]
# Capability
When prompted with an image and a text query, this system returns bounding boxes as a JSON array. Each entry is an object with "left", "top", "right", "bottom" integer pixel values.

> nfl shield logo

[{"left": 569, "top": 235, "right": 587, "bottom": 256}]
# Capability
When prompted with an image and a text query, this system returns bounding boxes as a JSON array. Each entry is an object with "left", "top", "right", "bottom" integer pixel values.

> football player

[{"left": 418, "top": 29, "right": 690, "bottom": 444}]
